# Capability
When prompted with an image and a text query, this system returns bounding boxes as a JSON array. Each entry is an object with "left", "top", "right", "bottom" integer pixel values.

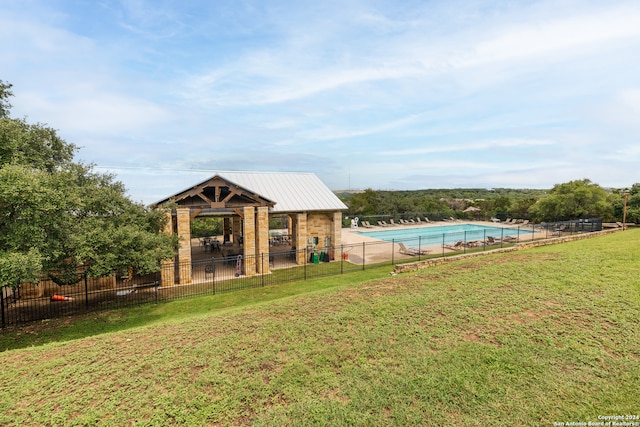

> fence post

[
  {"left": 84, "top": 272, "right": 89, "bottom": 310},
  {"left": 362, "top": 242, "right": 366, "bottom": 270},
  {"left": 392, "top": 239, "right": 395, "bottom": 265},
  {"left": 212, "top": 258, "right": 216, "bottom": 294},
  {"left": 261, "top": 253, "right": 265, "bottom": 287},
  {"left": 304, "top": 247, "right": 307, "bottom": 280},
  {"left": 340, "top": 245, "right": 344, "bottom": 274},
  {"left": 418, "top": 236, "right": 422, "bottom": 259},
  {"left": 1, "top": 285, "right": 5, "bottom": 328}
]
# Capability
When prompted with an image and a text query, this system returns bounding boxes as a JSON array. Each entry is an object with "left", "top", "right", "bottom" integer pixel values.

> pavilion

[{"left": 152, "top": 171, "right": 348, "bottom": 285}]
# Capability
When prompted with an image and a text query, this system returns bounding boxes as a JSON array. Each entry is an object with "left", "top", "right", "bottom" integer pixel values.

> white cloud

[
  {"left": 3, "top": 0, "right": 640, "bottom": 202},
  {"left": 381, "top": 138, "right": 556, "bottom": 156},
  {"left": 470, "top": 5, "right": 640, "bottom": 66}
]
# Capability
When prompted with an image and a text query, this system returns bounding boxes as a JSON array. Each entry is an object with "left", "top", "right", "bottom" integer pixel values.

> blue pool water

[{"left": 357, "top": 223, "right": 531, "bottom": 246}]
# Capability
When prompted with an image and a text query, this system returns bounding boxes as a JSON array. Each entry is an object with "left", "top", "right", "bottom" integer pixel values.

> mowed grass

[{"left": 1, "top": 230, "right": 639, "bottom": 426}]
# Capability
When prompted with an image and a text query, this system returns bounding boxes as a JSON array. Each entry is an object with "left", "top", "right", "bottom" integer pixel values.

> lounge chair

[
  {"left": 443, "top": 241, "right": 465, "bottom": 251},
  {"left": 399, "top": 219, "right": 409, "bottom": 225},
  {"left": 424, "top": 217, "right": 431, "bottom": 223},
  {"left": 485, "top": 236, "right": 500, "bottom": 245},
  {"left": 464, "top": 240, "right": 482, "bottom": 248},
  {"left": 377, "top": 221, "right": 389, "bottom": 227},
  {"left": 361, "top": 221, "right": 373, "bottom": 228},
  {"left": 415, "top": 217, "right": 422, "bottom": 224},
  {"left": 389, "top": 219, "right": 399, "bottom": 226},
  {"left": 520, "top": 220, "right": 529, "bottom": 225},
  {"left": 504, "top": 218, "right": 512, "bottom": 224},
  {"left": 551, "top": 224, "right": 566, "bottom": 236},
  {"left": 398, "top": 243, "right": 430, "bottom": 256}
]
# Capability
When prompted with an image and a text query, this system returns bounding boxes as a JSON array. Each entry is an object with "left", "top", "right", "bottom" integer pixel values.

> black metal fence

[{"left": 0, "top": 219, "right": 602, "bottom": 328}]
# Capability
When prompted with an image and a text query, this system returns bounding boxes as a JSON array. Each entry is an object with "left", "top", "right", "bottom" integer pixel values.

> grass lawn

[{"left": 0, "top": 229, "right": 639, "bottom": 426}]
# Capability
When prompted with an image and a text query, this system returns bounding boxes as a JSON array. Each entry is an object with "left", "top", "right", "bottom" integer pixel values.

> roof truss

[{"left": 160, "top": 175, "right": 275, "bottom": 210}]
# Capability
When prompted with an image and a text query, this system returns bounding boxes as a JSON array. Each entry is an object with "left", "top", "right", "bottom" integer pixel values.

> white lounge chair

[{"left": 398, "top": 243, "right": 430, "bottom": 256}]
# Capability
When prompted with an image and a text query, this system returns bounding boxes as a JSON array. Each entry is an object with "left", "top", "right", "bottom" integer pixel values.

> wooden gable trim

[{"left": 162, "top": 175, "right": 275, "bottom": 210}]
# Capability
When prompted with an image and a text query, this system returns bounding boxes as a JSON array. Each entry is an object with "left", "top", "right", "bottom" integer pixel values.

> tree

[
  {"left": 528, "top": 179, "right": 613, "bottom": 222},
  {"left": 615, "top": 183, "right": 640, "bottom": 224},
  {"left": 0, "top": 80, "right": 12, "bottom": 118},
  {"left": 0, "top": 83, "right": 178, "bottom": 288},
  {"left": 344, "top": 189, "right": 379, "bottom": 216}
]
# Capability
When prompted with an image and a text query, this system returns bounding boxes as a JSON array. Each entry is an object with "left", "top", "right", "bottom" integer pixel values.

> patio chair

[
  {"left": 398, "top": 243, "right": 430, "bottom": 256},
  {"left": 464, "top": 240, "right": 482, "bottom": 248},
  {"left": 442, "top": 241, "right": 465, "bottom": 251}
]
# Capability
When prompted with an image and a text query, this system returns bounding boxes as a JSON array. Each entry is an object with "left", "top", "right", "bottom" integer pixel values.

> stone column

[
  {"left": 330, "top": 211, "right": 343, "bottom": 260},
  {"left": 256, "top": 206, "right": 270, "bottom": 274},
  {"left": 233, "top": 216, "right": 242, "bottom": 244},
  {"left": 289, "top": 214, "right": 296, "bottom": 247},
  {"left": 242, "top": 207, "right": 256, "bottom": 276},
  {"left": 161, "top": 210, "right": 175, "bottom": 286},
  {"left": 295, "top": 213, "right": 308, "bottom": 265},
  {"left": 223, "top": 217, "right": 232, "bottom": 244},
  {"left": 176, "top": 207, "right": 192, "bottom": 284}
]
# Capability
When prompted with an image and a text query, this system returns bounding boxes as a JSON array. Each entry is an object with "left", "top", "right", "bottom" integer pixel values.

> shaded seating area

[{"left": 152, "top": 171, "right": 347, "bottom": 285}]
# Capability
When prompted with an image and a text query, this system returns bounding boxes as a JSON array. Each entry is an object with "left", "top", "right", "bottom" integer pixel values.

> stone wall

[{"left": 307, "top": 212, "right": 341, "bottom": 254}]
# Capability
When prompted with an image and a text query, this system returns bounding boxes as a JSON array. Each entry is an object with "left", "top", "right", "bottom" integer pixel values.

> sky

[{"left": 2, "top": 0, "right": 640, "bottom": 205}]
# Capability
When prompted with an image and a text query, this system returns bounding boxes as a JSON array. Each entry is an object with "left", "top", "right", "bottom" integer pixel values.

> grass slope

[{"left": 1, "top": 230, "right": 639, "bottom": 426}]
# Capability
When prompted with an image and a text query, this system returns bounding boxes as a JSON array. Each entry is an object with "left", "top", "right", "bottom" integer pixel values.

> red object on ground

[{"left": 51, "top": 294, "right": 73, "bottom": 301}]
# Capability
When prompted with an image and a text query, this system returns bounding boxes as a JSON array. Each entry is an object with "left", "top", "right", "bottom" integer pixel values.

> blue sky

[{"left": 2, "top": 0, "right": 639, "bottom": 204}]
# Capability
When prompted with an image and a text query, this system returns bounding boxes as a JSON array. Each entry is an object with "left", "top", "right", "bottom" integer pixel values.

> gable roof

[{"left": 153, "top": 171, "right": 348, "bottom": 213}]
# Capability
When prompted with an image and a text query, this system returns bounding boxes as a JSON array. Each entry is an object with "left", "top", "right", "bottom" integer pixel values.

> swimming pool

[{"left": 357, "top": 223, "right": 532, "bottom": 247}]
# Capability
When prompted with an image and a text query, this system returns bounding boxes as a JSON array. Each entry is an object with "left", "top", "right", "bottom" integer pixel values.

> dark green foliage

[
  {"left": 0, "top": 80, "right": 12, "bottom": 118},
  {"left": 191, "top": 217, "right": 222, "bottom": 238},
  {"left": 340, "top": 188, "right": 547, "bottom": 218},
  {"left": 340, "top": 183, "right": 634, "bottom": 224},
  {"left": 0, "top": 82, "right": 178, "bottom": 286},
  {"left": 529, "top": 179, "right": 613, "bottom": 222}
]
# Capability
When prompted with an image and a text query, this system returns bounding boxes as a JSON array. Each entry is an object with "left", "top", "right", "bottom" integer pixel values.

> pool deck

[
  {"left": 340, "top": 220, "right": 544, "bottom": 264},
  {"left": 341, "top": 220, "right": 522, "bottom": 245}
]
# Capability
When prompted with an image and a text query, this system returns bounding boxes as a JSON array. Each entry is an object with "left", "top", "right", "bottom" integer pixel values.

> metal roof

[
  {"left": 220, "top": 171, "right": 347, "bottom": 213},
  {"left": 155, "top": 171, "right": 347, "bottom": 213}
]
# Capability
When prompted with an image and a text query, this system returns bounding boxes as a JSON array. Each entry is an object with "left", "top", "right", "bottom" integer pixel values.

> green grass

[{"left": 1, "top": 230, "right": 639, "bottom": 426}]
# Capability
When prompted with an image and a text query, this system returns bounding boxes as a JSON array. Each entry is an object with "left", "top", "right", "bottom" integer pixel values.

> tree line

[{"left": 338, "top": 181, "right": 639, "bottom": 224}]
